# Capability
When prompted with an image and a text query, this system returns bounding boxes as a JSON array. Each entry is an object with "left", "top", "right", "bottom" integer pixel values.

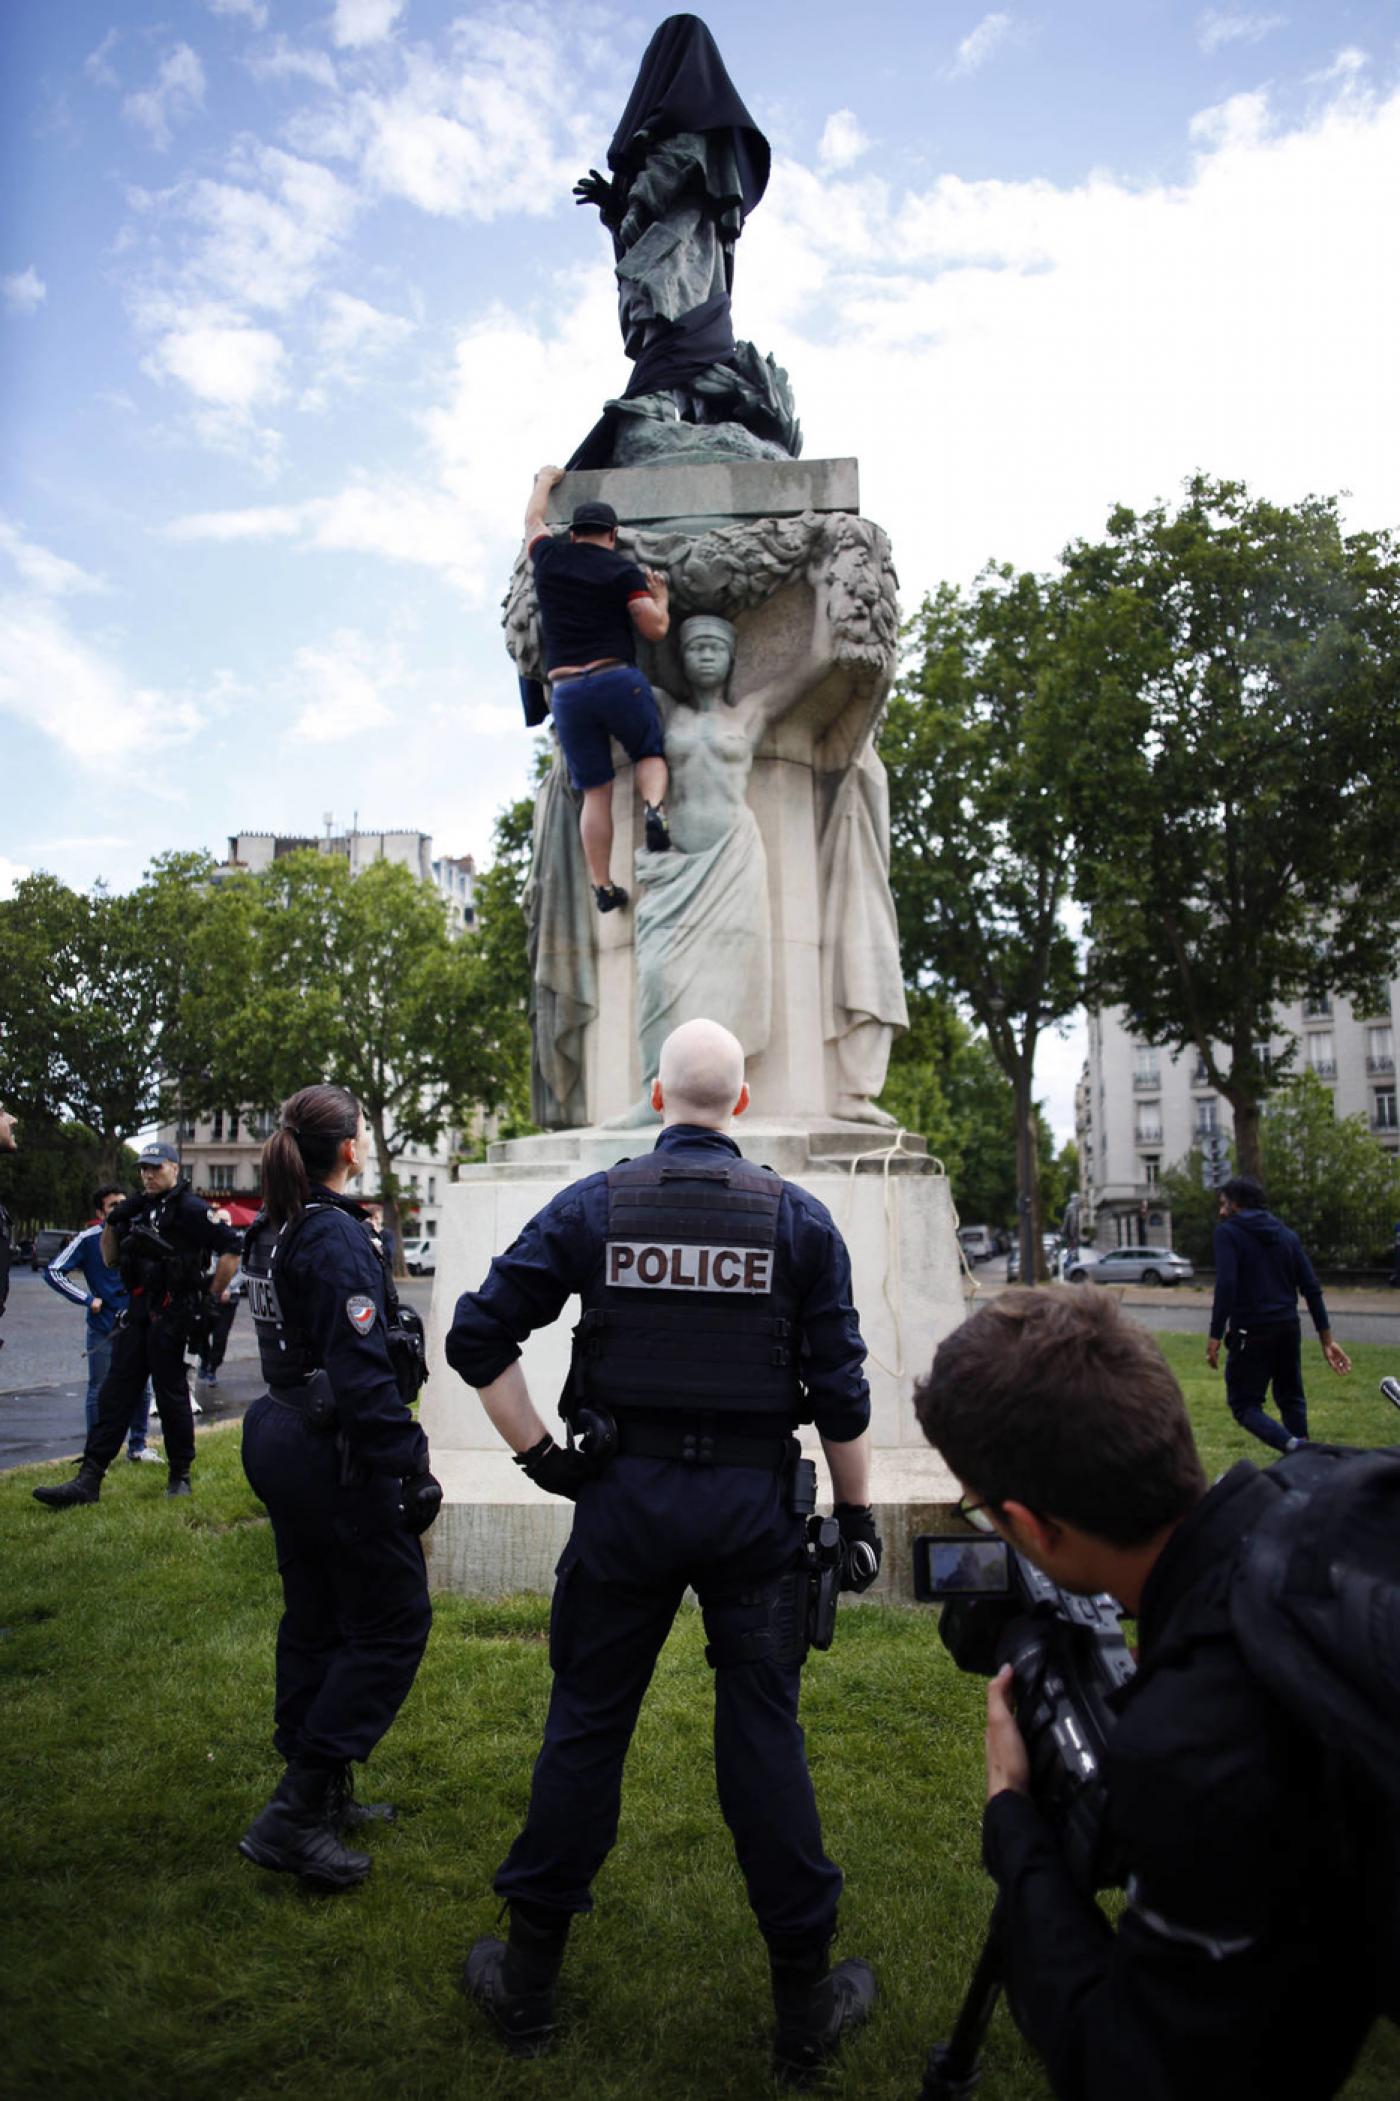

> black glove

[
  {"left": 515, "top": 1433, "right": 594, "bottom": 1502},
  {"left": 400, "top": 1468, "right": 444, "bottom": 1536},
  {"left": 834, "top": 1502, "right": 882, "bottom": 1593}
]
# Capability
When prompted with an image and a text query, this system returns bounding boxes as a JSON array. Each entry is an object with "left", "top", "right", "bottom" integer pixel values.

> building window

[
  {"left": 1303, "top": 991, "right": 1332, "bottom": 1019},
  {"left": 410, "top": 1173, "right": 420, "bottom": 1195},
  {"left": 1134, "top": 1108, "right": 1162, "bottom": 1145},
  {"left": 1195, "top": 1097, "right": 1219, "bottom": 1136},
  {"left": 209, "top": 1165, "right": 235, "bottom": 1191},
  {"left": 425, "top": 1218, "right": 437, "bottom": 1237},
  {"left": 176, "top": 1116, "right": 196, "bottom": 1141},
  {"left": 1306, "top": 1032, "right": 1336, "bottom": 1079},
  {"left": 1142, "top": 1156, "right": 1161, "bottom": 1189},
  {"left": 211, "top": 1110, "right": 224, "bottom": 1140},
  {"left": 428, "top": 1175, "right": 437, "bottom": 1203},
  {"left": 1376, "top": 1090, "right": 1398, "bottom": 1132},
  {"left": 1133, "top": 1047, "right": 1160, "bottom": 1089},
  {"left": 1367, "top": 1026, "right": 1395, "bottom": 1076},
  {"left": 228, "top": 1111, "right": 239, "bottom": 1140},
  {"left": 1190, "top": 1058, "right": 1211, "bottom": 1087}
]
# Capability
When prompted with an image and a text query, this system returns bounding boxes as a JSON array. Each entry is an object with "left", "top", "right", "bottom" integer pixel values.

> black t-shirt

[{"left": 530, "top": 534, "right": 649, "bottom": 673}]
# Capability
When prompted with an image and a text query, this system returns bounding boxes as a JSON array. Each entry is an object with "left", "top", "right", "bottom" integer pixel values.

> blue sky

[{"left": 4, "top": 1, "right": 1399, "bottom": 1137}]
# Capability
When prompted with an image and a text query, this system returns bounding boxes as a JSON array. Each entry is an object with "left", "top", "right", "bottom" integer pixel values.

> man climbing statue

[{"left": 523, "top": 465, "right": 671, "bottom": 914}]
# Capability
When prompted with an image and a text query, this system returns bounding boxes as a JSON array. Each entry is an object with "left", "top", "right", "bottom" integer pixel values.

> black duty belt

[{"left": 613, "top": 1417, "right": 795, "bottom": 1471}]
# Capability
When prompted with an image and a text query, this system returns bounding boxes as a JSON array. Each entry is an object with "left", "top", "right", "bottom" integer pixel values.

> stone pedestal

[{"left": 421, "top": 1122, "right": 964, "bottom": 1602}]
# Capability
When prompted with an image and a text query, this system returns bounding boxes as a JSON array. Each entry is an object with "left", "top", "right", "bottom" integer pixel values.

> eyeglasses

[{"left": 956, "top": 1494, "right": 999, "bottom": 1535}]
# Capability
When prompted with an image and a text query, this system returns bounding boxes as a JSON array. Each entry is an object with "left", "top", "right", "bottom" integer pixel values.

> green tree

[
  {"left": 0, "top": 1121, "right": 140, "bottom": 1236},
  {"left": 468, "top": 792, "right": 536, "bottom": 1144},
  {"left": 190, "top": 851, "right": 517, "bottom": 1253},
  {"left": 1259, "top": 1072, "right": 1400, "bottom": 1269},
  {"left": 1063, "top": 476, "right": 1400, "bottom": 1178},
  {"left": 0, "top": 855, "right": 216, "bottom": 1177},
  {"left": 878, "top": 992, "right": 1027, "bottom": 1227},
  {"left": 881, "top": 570, "right": 1082, "bottom": 1278}
]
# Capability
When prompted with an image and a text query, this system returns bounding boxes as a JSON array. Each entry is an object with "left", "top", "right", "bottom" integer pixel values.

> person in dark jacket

[
  {"left": 1206, "top": 1175, "right": 1350, "bottom": 1452},
  {"left": 236, "top": 1085, "right": 439, "bottom": 1892},
  {"left": 0, "top": 1100, "right": 16, "bottom": 1345},
  {"left": 45, "top": 1185, "right": 159, "bottom": 1462},
  {"left": 446, "top": 1017, "right": 878, "bottom": 2083},
  {"left": 33, "top": 1141, "right": 241, "bottom": 1505},
  {"left": 915, "top": 1288, "right": 1378, "bottom": 2101},
  {"left": 524, "top": 465, "right": 672, "bottom": 912}
]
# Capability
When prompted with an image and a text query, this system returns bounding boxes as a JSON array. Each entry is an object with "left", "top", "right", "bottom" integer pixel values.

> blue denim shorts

[{"left": 550, "top": 665, "right": 665, "bottom": 790}]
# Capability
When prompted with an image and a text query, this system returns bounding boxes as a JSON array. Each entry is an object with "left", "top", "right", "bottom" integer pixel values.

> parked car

[
  {"left": 1006, "top": 1233, "right": 1064, "bottom": 1283},
  {"left": 958, "top": 1225, "right": 997, "bottom": 1264},
  {"left": 402, "top": 1237, "right": 437, "bottom": 1277},
  {"left": 30, "top": 1228, "right": 70, "bottom": 1270},
  {"left": 1066, "top": 1245, "right": 1193, "bottom": 1287}
]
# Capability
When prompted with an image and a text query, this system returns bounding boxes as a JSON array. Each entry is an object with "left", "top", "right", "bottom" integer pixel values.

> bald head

[{"left": 653, "top": 1019, "right": 749, "bottom": 1129}]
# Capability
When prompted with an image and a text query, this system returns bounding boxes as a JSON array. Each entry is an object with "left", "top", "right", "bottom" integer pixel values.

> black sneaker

[
  {"left": 166, "top": 1474, "right": 192, "bottom": 1498},
  {"left": 593, "top": 882, "right": 629, "bottom": 913},
  {"left": 644, "top": 802, "right": 671, "bottom": 853},
  {"left": 771, "top": 1953, "right": 876, "bottom": 2087}
]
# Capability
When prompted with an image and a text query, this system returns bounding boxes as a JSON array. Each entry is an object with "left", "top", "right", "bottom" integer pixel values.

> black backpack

[{"left": 1229, "top": 1442, "right": 1400, "bottom": 2022}]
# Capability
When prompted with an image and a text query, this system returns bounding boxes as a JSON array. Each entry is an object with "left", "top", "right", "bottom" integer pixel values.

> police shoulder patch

[{"left": 346, "top": 1294, "right": 377, "bottom": 1334}]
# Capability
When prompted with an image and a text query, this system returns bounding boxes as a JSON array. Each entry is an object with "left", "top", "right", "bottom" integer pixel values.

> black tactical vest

[
  {"left": 244, "top": 1197, "right": 427, "bottom": 1402},
  {"left": 116, "top": 1183, "right": 208, "bottom": 1301},
  {"left": 570, "top": 1151, "right": 805, "bottom": 1420}
]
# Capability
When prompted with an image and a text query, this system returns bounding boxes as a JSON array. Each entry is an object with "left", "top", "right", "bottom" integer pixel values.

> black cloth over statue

[
  {"left": 566, "top": 15, "right": 773, "bottom": 471},
  {"left": 240, "top": 1188, "right": 431, "bottom": 1767},
  {"left": 605, "top": 14, "right": 770, "bottom": 232}
]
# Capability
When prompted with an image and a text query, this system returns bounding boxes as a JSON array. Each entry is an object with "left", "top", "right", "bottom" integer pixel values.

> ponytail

[{"left": 261, "top": 1085, "right": 360, "bottom": 1228}]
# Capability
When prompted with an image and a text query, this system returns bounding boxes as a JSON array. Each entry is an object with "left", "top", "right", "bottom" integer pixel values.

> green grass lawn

[{"left": 3, "top": 1331, "right": 1398, "bottom": 2100}]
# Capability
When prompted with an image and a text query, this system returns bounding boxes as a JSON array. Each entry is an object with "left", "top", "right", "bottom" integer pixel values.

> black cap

[{"left": 571, "top": 499, "right": 618, "bottom": 533}]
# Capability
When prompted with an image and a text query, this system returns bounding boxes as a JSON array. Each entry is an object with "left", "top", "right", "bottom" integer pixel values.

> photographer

[{"left": 915, "top": 1289, "right": 1377, "bottom": 2100}]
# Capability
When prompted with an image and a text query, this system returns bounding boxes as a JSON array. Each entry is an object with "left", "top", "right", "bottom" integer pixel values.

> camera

[{"left": 913, "top": 1531, "right": 1136, "bottom": 1893}]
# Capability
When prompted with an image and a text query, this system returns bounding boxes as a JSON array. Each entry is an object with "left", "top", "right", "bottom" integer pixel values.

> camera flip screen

[{"left": 913, "top": 1533, "right": 1012, "bottom": 1601}]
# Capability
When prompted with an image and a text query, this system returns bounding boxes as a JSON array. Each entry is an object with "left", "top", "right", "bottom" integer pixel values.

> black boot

[
  {"left": 238, "top": 1763, "right": 372, "bottom": 1891},
  {"left": 770, "top": 1940, "right": 877, "bottom": 2088},
  {"left": 462, "top": 1902, "right": 570, "bottom": 2056},
  {"left": 166, "top": 1472, "right": 192, "bottom": 1498},
  {"left": 33, "top": 1458, "right": 104, "bottom": 1510},
  {"left": 327, "top": 1763, "right": 396, "bottom": 1829}
]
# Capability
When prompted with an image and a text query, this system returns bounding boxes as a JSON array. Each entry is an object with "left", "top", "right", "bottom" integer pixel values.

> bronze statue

[{"left": 569, "top": 14, "right": 800, "bottom": 470}]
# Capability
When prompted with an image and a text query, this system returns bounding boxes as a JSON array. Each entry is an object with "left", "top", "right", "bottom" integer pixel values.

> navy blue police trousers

[
  {"left": 241, "top": 1394, "right": 431, "bottom": 1767},
  {"left": 494, "top": 1455, "right": 843, "bottom": 1953},
  {"left": 87, "top": 1310, "right": 196, "bottom": 1475}
]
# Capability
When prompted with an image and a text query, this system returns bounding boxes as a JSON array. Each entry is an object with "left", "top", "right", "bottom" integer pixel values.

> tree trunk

[
  {"left": 1232, "top": 1095, "right": 1262, "bottom": 1181},
  {"left": 369, "top": 1111, "right": 406, "bottom": 1278},
  {"left": 1013, "top": 1066, "right": 1040, "bottom": 1286}
]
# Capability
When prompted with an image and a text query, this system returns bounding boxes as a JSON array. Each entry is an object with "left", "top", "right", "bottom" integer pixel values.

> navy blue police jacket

[
  {"left": 445, "top": 1125, "right": 871, "bottom": 1443},
  {"left": 271, "top": 1186, "right": 428, "bottom": 1478}
]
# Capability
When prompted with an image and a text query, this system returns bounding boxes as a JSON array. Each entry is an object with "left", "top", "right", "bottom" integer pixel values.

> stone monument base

[{"left": 421, "top": 1122, "right": 966, "bottom": 1602}]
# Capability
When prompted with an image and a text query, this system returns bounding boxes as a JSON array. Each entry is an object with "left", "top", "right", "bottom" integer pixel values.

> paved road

[
  {"left": 971, "top": 1255, "right": 1400, "bottom": 1350},
  {"left": 1, "top": 1265, "right": 435, "bottom": 1471}
]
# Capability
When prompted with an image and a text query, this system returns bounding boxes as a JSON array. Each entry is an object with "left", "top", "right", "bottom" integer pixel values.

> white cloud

[
  {"left": 949, "top": 12, "right": 1017, "bottom": 79},
  {"left": 1313, "top": 47, "right": 1368, "bottom": 85},
  {"left": 123, "top": 44, "right": 207, "bottom": 151},
  {"left": 283, "top": 628, "right": 398, "bottom": 740},
  {"left": 0, "top": 855, "right": 31, "bottom": 899},
  {"left": 304, "top": 289, "right": 413, "bottom": 400},
  {"left": 1188, "top": 88, "right": 1273, "bottom": 148},
  {"left": 84, "top": 29, "right": 121, "bottom": 90},
  {"left": 246, "top": 38, "right": 339, "bottom": 89},
  {"left": 206, "top": 0, "right": 270, "bottom": 25},
  {"left": 174, "top": 146, "right": 359, "bottom": 313},
  {"left": 144, "top": 306, "right": 288, "bottom": 409},
  {"left": 331, "top": 0, "right": 405, "bottom": 50},
  {"left": 1197, "top": 11, "right": 1287, "bottom": 57},
  {"left": 2, "top": 267, "right": 46, "bottom": 316},
  {"left": 0, "top": 598, "right": 201, "bottom": 765},
  {"left": 818, "top": 110, "right": 870, "bottom": 172},
  {"left": 0, "top": 520, "right": 105, "bottom": 598}
]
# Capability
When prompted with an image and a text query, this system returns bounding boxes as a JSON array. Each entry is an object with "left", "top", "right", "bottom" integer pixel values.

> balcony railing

[
  {"left": 1368, "top": 1054, "right": 1396, "bottom": 1074},
  {"left": 1135, "top": 1127, "right": 1164, "bottom": 1147},
  {"left": 1372, "top": 1116, "right": 1398, "bottom": 1135},
  {"left": 1190, "top": 1063, "right": 1211, "bottom": 1087},
  {"left": 1132, "top": 1071, "right": 1161, "bottom": 1091},
  {"left": 1308, "top": 1060, "right": 1338, "bottom": 1079}
]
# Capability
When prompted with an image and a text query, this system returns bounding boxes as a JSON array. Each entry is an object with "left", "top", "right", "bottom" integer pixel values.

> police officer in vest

[
  {"left": 446, "top": 1018, "right": 882, "bottom": 2083},
  {"left": 34, "top": 1139, "right": 241, "bottom": 1508},
  {"left": 237, "top": 1085, "right": 440, "bottom": 1892}
]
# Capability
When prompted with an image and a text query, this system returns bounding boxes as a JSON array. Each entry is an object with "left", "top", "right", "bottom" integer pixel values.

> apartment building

[
  {"left": 1079, "top": 980, "right": 1399, "bottom": 1246},
  {"left": 161, "top": 824, "right": 479, "bottom": 1235}
]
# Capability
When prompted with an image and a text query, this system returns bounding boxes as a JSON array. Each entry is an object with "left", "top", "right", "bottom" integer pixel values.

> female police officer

[{"left": 237, "top": 1084, "right": 441, "bottom": 1892}]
